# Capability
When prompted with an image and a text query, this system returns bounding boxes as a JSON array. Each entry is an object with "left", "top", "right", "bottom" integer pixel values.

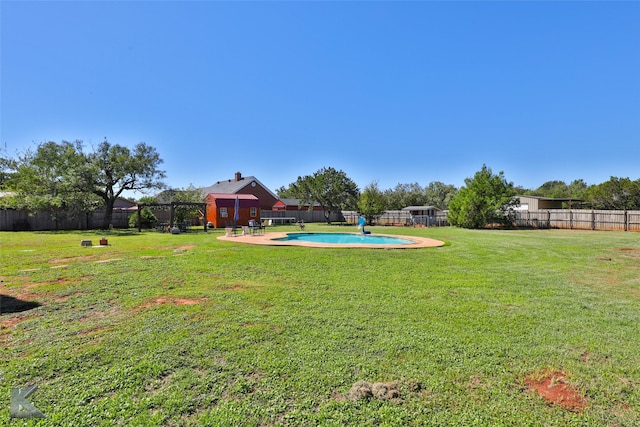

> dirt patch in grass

[
  {"left": 1, "top": 314, "right": 42, "bottom": 347},
  {"left": 136, "top": 296, "right": 207, "bottom": 309},
  {"left": 76, "top": 325, "right": 113, "bottom": 342},
  {"left": 50, "top": 255, "right": 95, "bottom": 264},
  {"left": 79, "top": 306, "right": 121, "bottom": 321},
  {"left": 15, "top": 292, "right": 41, "bottom": 301},
  {"left": 54, "top": 291, "right": 86, "bottom": 302},
  {"left": 94, "top": 258, "right": 123, "bottom": 264},
  {"left": 1, "top": 316, "right": 27, "bottom": 328},
  {"left": 20, "top": 282, "right": 44, "bottom": 292},
  {"left": 524, "top": 370, "right": 587, "bottom": 412},
  {"left": 159, "top": 245, "right": 196, "bottom": 252},
  {"left": 618, "top": 247, "right": 640, "bottom": 260},
  {"left": 14, "top": 278, "right": 64, "bottom": 293},
  {"left": 18, "top": 276, "right": 88, "bottom": 294}
]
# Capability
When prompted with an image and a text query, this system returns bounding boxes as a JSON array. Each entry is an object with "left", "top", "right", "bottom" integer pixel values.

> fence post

[
  {"left": 203, "top": 205, "right": 207, "bottom": 232},
  {"left": 569, "top": 209, "right": 573, "bottom": 230},
  {"left": 592, "top": 210, "right": 595, "bottom": 231},
  {"left": 547, "top": 210, "right": 551, "bottom": 229},
  {"left": 624, "top": 210, "right": 628, "bottom": 232}
]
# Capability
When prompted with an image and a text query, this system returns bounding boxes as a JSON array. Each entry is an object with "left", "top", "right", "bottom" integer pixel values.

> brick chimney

[{"left": 235, "top": 171, "right": 242, "bottom": 181}]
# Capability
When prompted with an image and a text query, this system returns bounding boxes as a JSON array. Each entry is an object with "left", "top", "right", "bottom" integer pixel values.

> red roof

[
  {"left": 206, "top": 193, "right": 258, "bottom": 201},
  {"left": 206, "top": 193, "right": 260, "bottom": 208}
]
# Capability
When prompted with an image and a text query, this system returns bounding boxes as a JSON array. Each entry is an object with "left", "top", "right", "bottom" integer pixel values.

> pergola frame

[{"left": 136, "top": 202, "right": 208, "bottom": 232}]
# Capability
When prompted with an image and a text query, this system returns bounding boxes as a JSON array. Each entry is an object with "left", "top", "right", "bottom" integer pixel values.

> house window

[
  {"left": 250, "top": 207, "right": 257, "bottom": 217},
  {"left": 220, "top": 207, "right": 228, "bottom": 218}
]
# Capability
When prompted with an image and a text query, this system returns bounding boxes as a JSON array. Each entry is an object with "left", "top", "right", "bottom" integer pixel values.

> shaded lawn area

[{"left": 1, "top": 226, "right": 639, "bottom": 426}]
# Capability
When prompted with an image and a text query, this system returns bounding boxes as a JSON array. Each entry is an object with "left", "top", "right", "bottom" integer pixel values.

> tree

[
  {"left": 129, "top": 195, "right": 158, "bottom": 229},
  {"left": 587, "top": 177, "right": 640, "bottom": 210},
  {"left": 379, "top": 181, "right": 458, "bottom": 210},
  {"left": 447, "top": 165, "right": 519, "bottom": 229},
  {"left": 275, "top": 185, "right": 297, "bottom": 199},
  {"left": 423, "top": 181, "right": 458, "bottom": 209},
  {"left": 129, "top": 206, "right": 157, "bottom": 229},
  {"left": 566, "top": 179, "right": 590, "bottom": 201},
  {"left": 5, "top": 139, "right": 166, "bottom": 229},
  {"left": 383, "top": 182, "right": 425, "bottom": 210},
  {"left": 534, "top": 180, "right": 570, "bottom": 198},
  {"left": 526, "top": 179, "right": 590, "bottom": 200},
  {"left": 358, "top": 181, "right": 387, "bottom": 225},
  {"left": 0, "top": 146, "right": 16, "bottom": 189},
  {"left": 284, "top": 167, "right": 359, "bottom": 223},
  {"left": 5, "top": 141, "right": 101, "bottom": 225},
  {"left": 159, "top": 185, "right": 203, "bottom": 223},
  {"left": 84, "top": 140, "right": 166, "bottom": 228}
]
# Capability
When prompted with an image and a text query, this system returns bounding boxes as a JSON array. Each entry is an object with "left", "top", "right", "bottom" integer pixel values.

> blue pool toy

[{"left": 357, "top": 216, "right": 370, "bottom": 234}]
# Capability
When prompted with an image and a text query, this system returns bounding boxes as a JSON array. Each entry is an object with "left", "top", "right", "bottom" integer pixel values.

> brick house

[{"left": 200, "top": 172, "right": 278, "bottom": 211}]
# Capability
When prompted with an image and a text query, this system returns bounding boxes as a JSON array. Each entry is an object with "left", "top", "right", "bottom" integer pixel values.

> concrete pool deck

[{"left": 217, "top": 231, "right": 445, "bottom": 249}]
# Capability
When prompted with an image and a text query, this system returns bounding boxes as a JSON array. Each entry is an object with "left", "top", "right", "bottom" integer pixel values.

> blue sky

[{"left": 2, "top": 1, "right": 639, "bottom": 196}]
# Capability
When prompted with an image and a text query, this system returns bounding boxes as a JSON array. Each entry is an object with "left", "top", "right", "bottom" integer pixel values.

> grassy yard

[{"left": 1, "top": 225, "right": 639, "bottom": 426}]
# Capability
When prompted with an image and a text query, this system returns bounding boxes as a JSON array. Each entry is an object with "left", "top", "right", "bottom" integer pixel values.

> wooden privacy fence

[
  {"left": 513, "top": 210, "right": 640, "bottom": 232},
  {"left": 4, "top": 206, "right": 638, "bottom": 232},
  {"left": 0, "top": 208, "right": 132, "bottom": 231}
]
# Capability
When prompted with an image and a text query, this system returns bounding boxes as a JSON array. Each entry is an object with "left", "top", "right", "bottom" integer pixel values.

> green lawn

[{"left": 1, "top": 225, "right": 639, "bottom": 426}]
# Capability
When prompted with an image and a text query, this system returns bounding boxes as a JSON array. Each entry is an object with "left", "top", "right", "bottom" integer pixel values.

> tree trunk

[
  {"left": 324, "top": 209, "right": 331, "bottom": 224},
  {"left": 102, "top": 197, "right": 115, "bottom": 229}
]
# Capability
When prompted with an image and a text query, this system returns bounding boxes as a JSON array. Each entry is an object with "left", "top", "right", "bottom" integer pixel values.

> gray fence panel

[{"left": 0, "top": 208, "right": 132, "bottom": 231}]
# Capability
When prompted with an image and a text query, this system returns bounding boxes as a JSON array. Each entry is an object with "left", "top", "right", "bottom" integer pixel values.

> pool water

[{"left": 273, "top": 232, "right": 413, "bottom": 245}]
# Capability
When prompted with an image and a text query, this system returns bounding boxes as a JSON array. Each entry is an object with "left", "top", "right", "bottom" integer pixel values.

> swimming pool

[
  {"left": 217, "top": 231, "right": 445, "bottom": 248},
  {"left": 273, "top": 232, "right": 413, "bottom": 245}
]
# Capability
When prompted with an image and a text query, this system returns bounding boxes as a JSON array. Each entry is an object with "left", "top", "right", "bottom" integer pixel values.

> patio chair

[{"left": 249, "top": 219, "right": 265, "bottom": 235}]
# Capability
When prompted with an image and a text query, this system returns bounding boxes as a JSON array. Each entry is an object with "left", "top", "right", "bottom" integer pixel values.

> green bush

[{"left": 129, "top": 207, "right": 157, "bottom": 229}]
